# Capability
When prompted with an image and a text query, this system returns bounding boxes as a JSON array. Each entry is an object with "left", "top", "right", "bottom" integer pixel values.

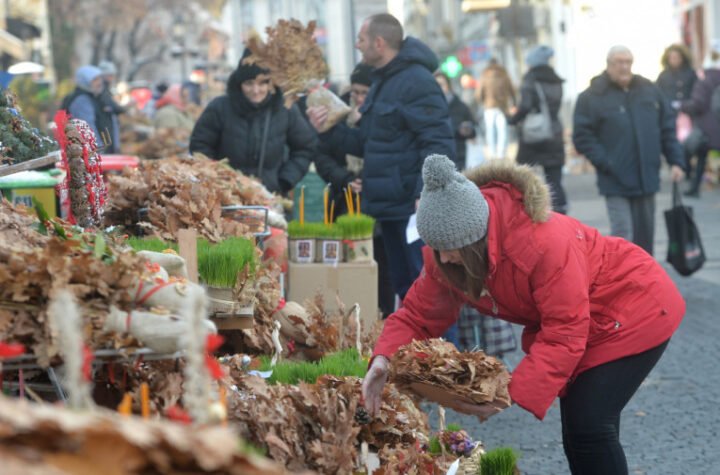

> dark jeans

[
  {"left": 373, "top": 233, "right": 396, "bottom": 318},
  {"left": 560, "top": 340, "right": 670, "bottom": 475},
  {"left": 605, "top": 194, "right": 656, "bottom": 256},
  {"left": 379, "top": 218, "right": 424, "bottom": 301},
  {"left": 543, "top": 165, "right": 568, "bottom": 214},
  {"left": 687, "top": 144, "right": 709, "bottom": 194}
]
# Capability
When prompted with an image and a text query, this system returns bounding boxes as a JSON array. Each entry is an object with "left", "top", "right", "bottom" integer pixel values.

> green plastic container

[{"left": 0, "top": 170, "right": 61, "bottom": 216}]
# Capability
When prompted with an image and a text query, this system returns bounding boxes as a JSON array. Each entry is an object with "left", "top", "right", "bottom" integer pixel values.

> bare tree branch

[{"left": 127, "top": 44, "right": 168, "bottom": 81}]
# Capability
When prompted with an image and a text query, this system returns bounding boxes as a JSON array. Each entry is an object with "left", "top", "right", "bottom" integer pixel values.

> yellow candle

[
  {"left": 356, "top": 192, "right": 360, "bottom": 216},
  {"left": 323, "top": 185, "right": 329, "bottom": 225},
  {"left": 346, "top": 187, "right": 354, "bottom": 215},
  {"left": 219, "top": 384, "right": 228, "bottom": 426},
  {"left": 117, "top": 392, "right": 132, "bottom": 417},
  {"left": 140, "top": 382, "right": 150, "bottom": 419},
  {"left": 299, "top": 186, "right": 305, "bottom": 225}
]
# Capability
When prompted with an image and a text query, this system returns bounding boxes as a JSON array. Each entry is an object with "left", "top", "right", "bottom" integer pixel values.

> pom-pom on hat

[{"left": 416, "top": 155, "right": 490, "bottom": 251}]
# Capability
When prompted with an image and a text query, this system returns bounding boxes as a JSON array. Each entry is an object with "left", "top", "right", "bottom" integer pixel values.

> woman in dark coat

[
  {"left": 433, "top": 72, "right": 476, "bottom": 170},
  {"left": 656, "top": 44, "right": 697, "bottom": 106},
  {"left": 190, "top": 49, "right": 316, "bottom": 194},
  {"left": 508, "top": 45, "right": 567, "bottom": 214}
]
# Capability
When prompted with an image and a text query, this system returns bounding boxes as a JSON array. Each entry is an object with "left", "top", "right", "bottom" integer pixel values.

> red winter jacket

[{"left": 373, "top": 163, "right": 685, "bottom": 420}]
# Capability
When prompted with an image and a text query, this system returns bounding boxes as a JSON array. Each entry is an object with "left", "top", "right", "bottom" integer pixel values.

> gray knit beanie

[
  {"left": 526, "top": 45, "right": 554, "bottom": 68},
  {"left": 417, "top": 155, "right": 489, "bottom": 251}
]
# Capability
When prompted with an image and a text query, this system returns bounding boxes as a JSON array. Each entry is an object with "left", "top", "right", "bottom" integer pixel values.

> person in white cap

[{"left": 363, "top": 154, "right": 686, "bottom": 475}]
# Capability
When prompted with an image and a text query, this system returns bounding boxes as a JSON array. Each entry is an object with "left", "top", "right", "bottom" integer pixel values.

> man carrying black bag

[{"left": 664, "top": 182, "right": 706, "bottom": 275}]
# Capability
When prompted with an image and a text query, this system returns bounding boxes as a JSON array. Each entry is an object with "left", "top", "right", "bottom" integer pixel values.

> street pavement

[{"left": 431, "top": 169, "right": 720, "bottom": 474}]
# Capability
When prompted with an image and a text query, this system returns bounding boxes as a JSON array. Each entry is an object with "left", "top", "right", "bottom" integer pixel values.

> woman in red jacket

[{"left": 362, "top": 155, "right": 685, "bottom": 475}]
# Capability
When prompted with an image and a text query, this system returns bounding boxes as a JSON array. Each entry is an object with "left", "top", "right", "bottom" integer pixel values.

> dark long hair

[
  {"left": 433, "top": 238, "right": 490, "bottom": 301},
  {"left": 661, "top": 44, "right": 693, "bottom": 70}
]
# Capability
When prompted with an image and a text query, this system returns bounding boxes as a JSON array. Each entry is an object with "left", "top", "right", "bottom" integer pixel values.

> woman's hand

[
  {"left": 306, "top": 105, "right": 329, "bottom": 132},
  {"left": 362, "top": 355, "right": 389, "bottom": 416}
]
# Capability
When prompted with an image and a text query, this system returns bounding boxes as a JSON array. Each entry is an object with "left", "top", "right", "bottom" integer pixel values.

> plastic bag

[{"left": 306, "top": 86, "right": 351, "bottom": 133}]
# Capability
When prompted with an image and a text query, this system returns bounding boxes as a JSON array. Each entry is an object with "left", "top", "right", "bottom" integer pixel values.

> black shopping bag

[{"left": 664, "top": 183, "right": 706, "bottom": 276}]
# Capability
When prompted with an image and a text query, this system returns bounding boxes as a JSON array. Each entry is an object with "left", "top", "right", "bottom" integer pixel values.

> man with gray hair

[{"left": 573, "top": 45, "right": 685, "bottom": 255}]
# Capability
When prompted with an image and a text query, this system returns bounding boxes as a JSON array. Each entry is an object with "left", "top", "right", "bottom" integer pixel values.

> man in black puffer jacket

[
  {"left": 190, "top": 49, "right": 316, "bottom": 194},
  {"left": 573, "top": 45, "right": 685, "bottom": 256},
  {"left": 308, "top": 13, "right": 455, "bottom": 301}
]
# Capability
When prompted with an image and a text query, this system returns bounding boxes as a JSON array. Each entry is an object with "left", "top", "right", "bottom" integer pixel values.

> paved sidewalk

[{"left": 433, "top": 171, "right": 720, "bottom": 475}]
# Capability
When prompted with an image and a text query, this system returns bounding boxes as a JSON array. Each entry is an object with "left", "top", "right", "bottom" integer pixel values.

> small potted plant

[
  {"left": 334, "top": 186, "right": 374, "bottom": 263},
  {"left": 314, "top": 185, "right": 343, "bottom": 264},
  {"left": 197, "top": 237, "right": 257, "bottom": 319},
  {"left": 288, "top": 220, "right": 322, "bottom": 263},
  {"left": 315, "top": 223, "right": 344, "bottom": 264}
]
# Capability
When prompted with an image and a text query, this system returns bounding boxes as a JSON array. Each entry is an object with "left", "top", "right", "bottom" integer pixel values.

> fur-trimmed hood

[{"left": 464, "top": 161, "right": 552, "bottom": 223}]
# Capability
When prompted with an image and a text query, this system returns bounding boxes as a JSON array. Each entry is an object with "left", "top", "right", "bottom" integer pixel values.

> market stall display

[
  {"left": 0, "top": 86, "right": 57, "bottom": 169},
  {"left": 105, "top": 155, "right": 288, "bottom": 242}
]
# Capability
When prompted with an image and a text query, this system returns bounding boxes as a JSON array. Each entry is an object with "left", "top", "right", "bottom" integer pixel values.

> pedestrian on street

[
  {"left": 475, "top": 58, "right": 515, "bottom": 160},
  {"left": 190, "top": 48, "right": 316, "bottom": 195},
  {"left": 434, "top": 71, "right": 477, "bottom": 171},
  {"left": 679, "top": 49, "right": 720, "bottom": 198},
  {"left": 657, "top": 44, "right": 697, "bottom": 146},
  {"left": 362, "top": 155, "right": 686, "bottom": 475},
  {"left": 572, "top": 45, "right": 685, "bottom": 256},
  {"left": 152, "top": 83, "right": 196, "bottom": 134},
  {"left": 656, "top": 44, "right": 697, "bottom": 108},
  {"left": 313, "top": 62, "right": 396, "bottom": 318},
  {"left": 508, "top": 45, "right": 568, "bottom": 214},
  {"left": 307, "top": 13, "right": 455, "bottom": 301},
  {"left": 96, "top": 61, "right": 124, "bottom": 153},
  {"left": 61, "top": 65, "right": 108, "bottom": 149}
]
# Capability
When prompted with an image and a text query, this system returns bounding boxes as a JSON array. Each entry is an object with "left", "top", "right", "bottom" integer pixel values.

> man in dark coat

[
  {"left": 573, "top": 46, "right": 685, "bottom": 256},
  {"left": 679, "top": 53, "right": 720, "bottom": 197},
  {"left": 308, "top": 13, "right": 455, "bottom": 301},
  {"left": 190, "top": 49, "right": 316, "bottom": 194},
  {"left": 509, "top": 45, "right": 567, "bottom": 214}
]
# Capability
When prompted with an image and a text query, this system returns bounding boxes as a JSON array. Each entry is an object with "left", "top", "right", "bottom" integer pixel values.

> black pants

[
  {"left": 687, "top": 144, "right": 708, "bottom": 194},
  {"left": 543, "top": 165, "right": 568, "bottom": 214},
  {"left": 373, "top": 233, "right": 396, "bottom": 318},
  {"left": 379, "top": 219, "right": 424, "bottom": 301},
  {"left": 560, "top": 340, "right": 669, "bottom": 475}
]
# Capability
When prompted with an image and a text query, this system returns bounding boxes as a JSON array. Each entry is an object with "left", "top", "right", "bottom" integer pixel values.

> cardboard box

[{"left": 287, "top": 260, "right": 379, "bottom": 335}]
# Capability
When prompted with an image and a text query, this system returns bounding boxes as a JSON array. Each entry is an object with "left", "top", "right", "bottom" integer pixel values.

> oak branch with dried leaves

[{"left": 245, "top": 19, "right": 329, "bottom": 108}]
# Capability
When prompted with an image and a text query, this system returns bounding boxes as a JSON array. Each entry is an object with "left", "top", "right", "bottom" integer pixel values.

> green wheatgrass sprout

[
  {"left": 315, "top": 223, "right": 344, "bottom": 240},
  {"left": 479, "top": 447, "right": 519, "bottom": 475},
  {"left": 335, "top": 214, "right": 375, "bottom": 240},
  {"left": 197, "top": 237, "right": 257, "bottom": 288},
  {"left": 287, "top": 220, "right": 325, "bottom": 239},
  {"left": 125, "top": 236, "right": 179, "bottom": 253},
  {"left": 258, "top": 348, "right": 367, "bottom": 385}
]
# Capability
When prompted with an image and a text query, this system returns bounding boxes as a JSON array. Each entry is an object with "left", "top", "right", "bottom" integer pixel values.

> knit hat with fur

[{"left": 417, "top": 155, "right": 490, "bottom": 250}]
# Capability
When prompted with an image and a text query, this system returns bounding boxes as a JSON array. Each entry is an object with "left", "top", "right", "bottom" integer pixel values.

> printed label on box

[
  {"left": 295, "top": 239, "right": 314, "bottom": 263},
  {"left": 322, "top": 240, "right": 341, "bottom": 264}
]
